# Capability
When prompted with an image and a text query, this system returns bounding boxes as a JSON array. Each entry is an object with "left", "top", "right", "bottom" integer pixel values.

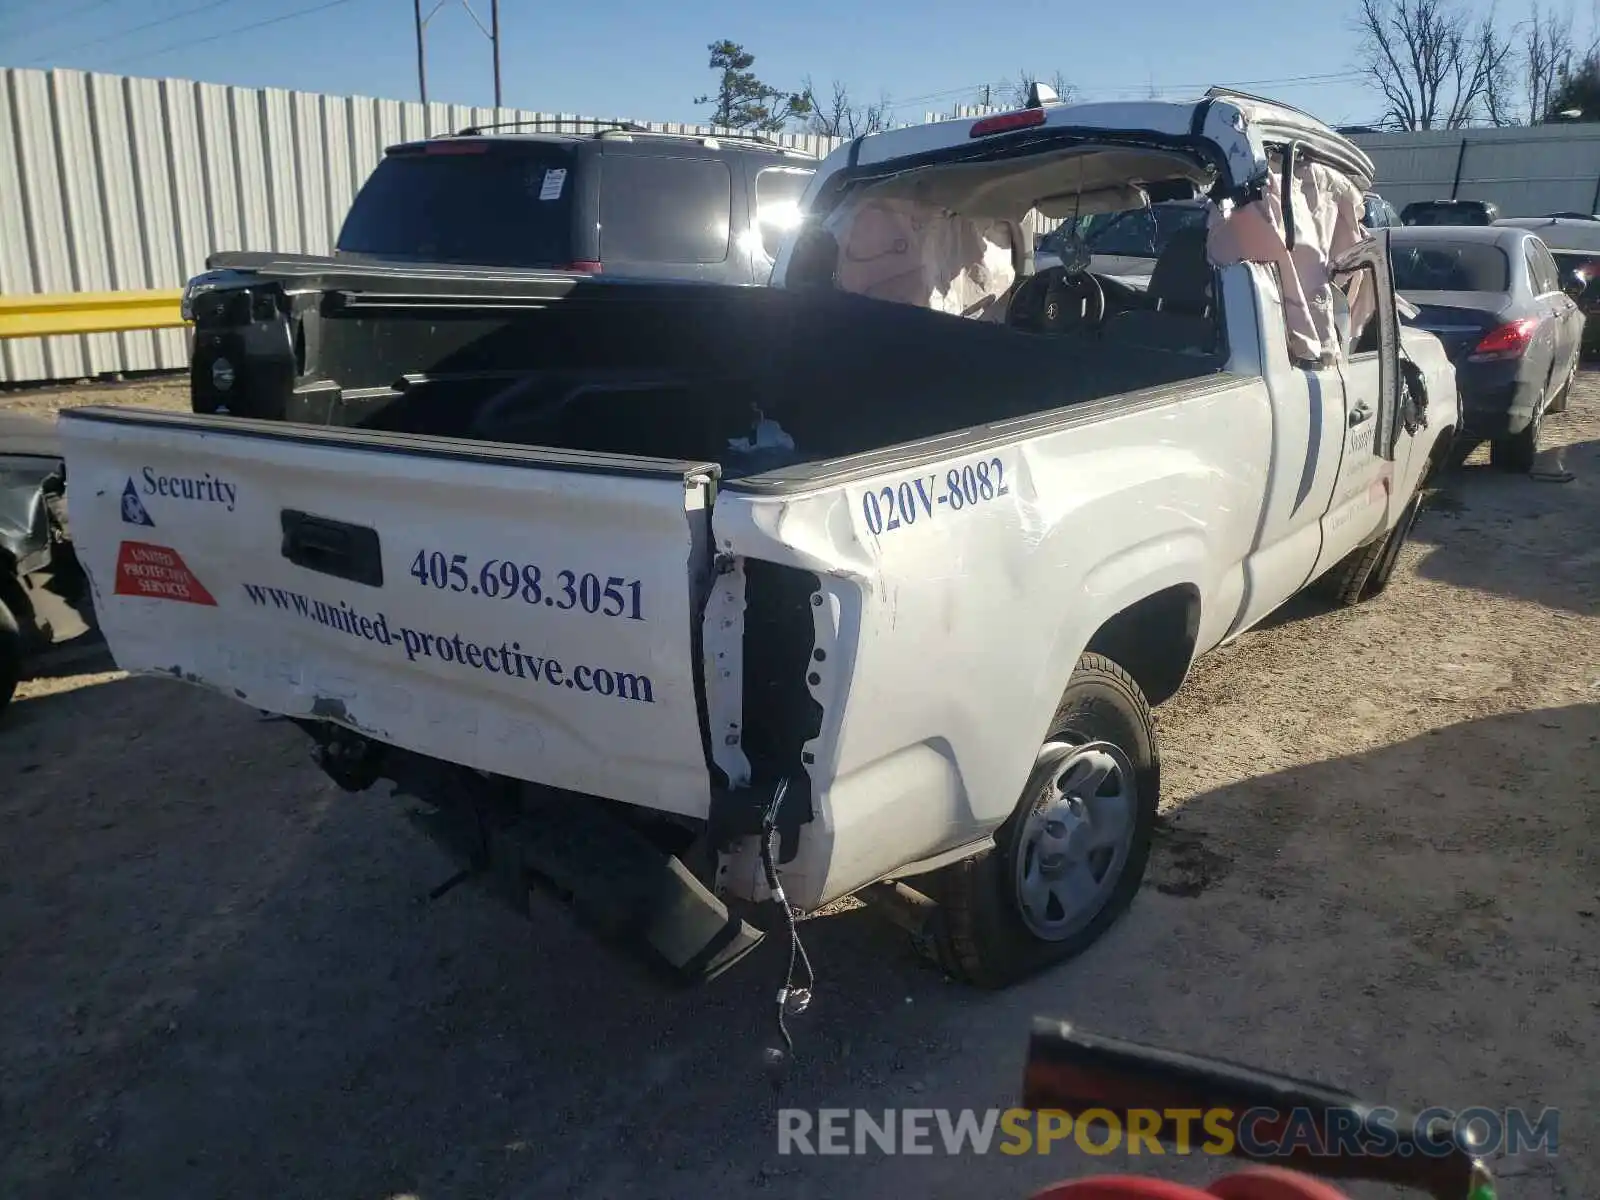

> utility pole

[
  {"left": 412, "top": 0, "right": 503, "bottom": 109},
  {"left": 491, "top": 0, "right": 501, "bottom": 108},
  {"left": 414, "top": 0, "right": 428, "bottom": 105}
]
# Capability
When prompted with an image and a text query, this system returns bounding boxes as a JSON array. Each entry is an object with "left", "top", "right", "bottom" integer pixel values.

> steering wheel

[{"left": 1039, "top": 269, "right": 1106, "bottom": 334}]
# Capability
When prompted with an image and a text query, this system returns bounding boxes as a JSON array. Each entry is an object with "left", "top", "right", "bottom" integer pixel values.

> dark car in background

[
  {"left": 1362, "top": 191, "right": 1402, "bottom": 228},
  {"left": 186, "top": 124, "right": 817, "bottom": 419},
  {"left": 1401, "top": 199, "right": 1501, "bottom": 227},
  {"left": 0, "top": 411, "right": 90, "bottom": 715},
  {"left": 1392, "top": 225, "right": 1585, "bottom": 472},
  {"left": 1034, "top": 198, "right": 1210, "bottom": 285},
  {"left": 332, "top": 124, "right": 815, "bottom": 283}
]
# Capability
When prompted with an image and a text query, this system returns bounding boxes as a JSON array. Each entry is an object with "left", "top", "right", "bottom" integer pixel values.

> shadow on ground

[
  {"left": 1406, "top": 431, "right": 1598, "bottom": 616},
  {"left": 3, "top": 687, "right": 1595, "bottom": 1200}
]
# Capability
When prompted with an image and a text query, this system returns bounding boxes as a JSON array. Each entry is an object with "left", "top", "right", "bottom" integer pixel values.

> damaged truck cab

[{"left": 58, "top": 89, "right": 1457, "bottom": 993}]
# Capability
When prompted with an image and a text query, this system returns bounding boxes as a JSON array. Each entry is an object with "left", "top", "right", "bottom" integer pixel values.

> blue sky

[{"left": 0, "top": 0, "right": 1582, "bottom": 130}]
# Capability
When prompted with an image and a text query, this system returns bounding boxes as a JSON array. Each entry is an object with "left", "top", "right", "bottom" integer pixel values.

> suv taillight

[
  {"left": 562, "top": 261, "right": 602, "bottom": 274},
  {"left": 969, "top": 109, "right": 1047, "bottom": 137},
  {"left": 1467, "top": 317, "right": 1538, "bottom": 362}
]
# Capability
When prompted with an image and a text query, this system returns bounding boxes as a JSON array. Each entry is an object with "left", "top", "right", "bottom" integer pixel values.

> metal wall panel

[
  {"left": 90, "top": 73, "right": 157, "bottom": 373},
  {"left": 0, "top": 66, "right": 853, "bottom": 383},
  {"left": 1354, "top": 125, "right": 1600, "bottom": 217},
  {"left": 6, "top": 65, "right": 1596, "bottom": 384}
]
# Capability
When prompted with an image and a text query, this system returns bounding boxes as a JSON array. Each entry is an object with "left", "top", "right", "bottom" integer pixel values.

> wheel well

[{"left": 1083, "top": 584, "right": 1201, "bottom": 707}]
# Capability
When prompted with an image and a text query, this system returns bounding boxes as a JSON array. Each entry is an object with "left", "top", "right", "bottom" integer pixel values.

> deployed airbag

[
  {"left": 826, "top": 197, "right": 1016, "bottom": 319},
  {"left": 1206, "top": 157, "right": 1372, "bottom": 362}
]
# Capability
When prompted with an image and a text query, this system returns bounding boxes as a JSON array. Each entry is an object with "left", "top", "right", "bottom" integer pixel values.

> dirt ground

[{"left": 2, "top": 372, "right": 1597, "bottom": 1200}]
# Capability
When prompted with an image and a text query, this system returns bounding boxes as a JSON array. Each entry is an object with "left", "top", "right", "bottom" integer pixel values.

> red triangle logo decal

[{"left": 113, "top": 541, "right": 218, "bottom": 606}]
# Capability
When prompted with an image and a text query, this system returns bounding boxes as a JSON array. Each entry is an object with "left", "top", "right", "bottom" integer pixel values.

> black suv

[
  {"left": 333, "top": 123, "right": 817, "bottom": 284},
  {"left": 1400, "top": 198, "right": 1500, "bottom": 226}
]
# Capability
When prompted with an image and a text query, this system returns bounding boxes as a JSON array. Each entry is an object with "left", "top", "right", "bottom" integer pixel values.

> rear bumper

[
  {"left": 374, "top": 742, "right": 768, "bottom": 984},
  {"left": 1455, "top": 360, "right": 1542, "bottom": 438}
]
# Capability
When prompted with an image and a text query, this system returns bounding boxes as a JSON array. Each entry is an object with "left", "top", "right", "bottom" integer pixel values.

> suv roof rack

[
  {"left": 450, "top": 118, "right": 652, "bottom": 137},
  {"left": 442, "top": 119, "right": 815, "bottom": 157},
  {"left": 593, "top": 126, "right": 814, "bottom": 156}
]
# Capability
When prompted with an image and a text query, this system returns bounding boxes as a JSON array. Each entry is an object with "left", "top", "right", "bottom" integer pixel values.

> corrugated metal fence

[
  {"left": 0, "top": 66, "right": 843, "bottom": 385},
  {"left": 4, "top": 65, "right": 1600, "bottom": 385},
  {"left": 1351, "top": 124, "right": 1600, "bottom": 217}
]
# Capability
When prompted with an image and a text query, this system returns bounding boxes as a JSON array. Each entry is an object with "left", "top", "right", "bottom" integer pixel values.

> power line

[
  {"left": 104, "top": 0, "right": 358, "bottom": 69},
  {"left": 0, "top": 0, "right": 114, "bottom": 41},
  {"left": 27, "top": 0, "right": 246, "bottom": 66}
]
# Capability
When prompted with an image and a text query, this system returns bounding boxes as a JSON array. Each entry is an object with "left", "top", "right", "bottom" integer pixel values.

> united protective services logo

[{"left": 121, "top": 478, "right": 154, "bottom": 526}]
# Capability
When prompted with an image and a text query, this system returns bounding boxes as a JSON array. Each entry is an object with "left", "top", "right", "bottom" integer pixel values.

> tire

[
  {"left": 1359, "top": 490, "right": 1423, "bottom": 601},
  {"left": 1317, "top": 478, "right": 1425, "bottom": 607},
  {"left": 1490, "top": 399, "right": 1542, "bottom": 473},
  {"left": 1317, "top": 530, "right": 1388, "bottom": 608},
  {"left": 930, "top": 653, "right": 1158, "bottom": 989},
  {"left": 0, "top": 592, "right": 20, "bottom": 717}
]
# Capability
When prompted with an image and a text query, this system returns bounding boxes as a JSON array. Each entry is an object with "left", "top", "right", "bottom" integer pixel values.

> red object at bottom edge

[{"left": 1029, "top": 1167, "right": 1352, "bottom": 1200}]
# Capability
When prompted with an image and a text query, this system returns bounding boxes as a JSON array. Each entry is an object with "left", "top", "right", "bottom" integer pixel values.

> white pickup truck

[{"left": 58, "top": 89, "right": 1456, "bottom": 999}]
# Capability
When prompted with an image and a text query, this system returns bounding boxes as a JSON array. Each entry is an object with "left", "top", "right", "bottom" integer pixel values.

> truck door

[{"left": 1311, "top": 231, "right": 1408, "bottom": 578}]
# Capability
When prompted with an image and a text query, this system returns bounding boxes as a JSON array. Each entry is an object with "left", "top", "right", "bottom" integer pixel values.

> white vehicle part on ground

[{"left": 60, "top": 415, "right": 725, "bottom": 819}]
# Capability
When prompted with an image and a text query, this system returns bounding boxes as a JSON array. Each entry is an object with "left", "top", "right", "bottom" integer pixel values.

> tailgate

[{"left": 58, "top": 407, "right": 721, "bottom": 818}]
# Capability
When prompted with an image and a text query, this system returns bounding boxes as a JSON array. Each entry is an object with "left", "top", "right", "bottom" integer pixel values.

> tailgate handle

[{"left": 280, "top": 510, "right": 384, "bottom": 588}]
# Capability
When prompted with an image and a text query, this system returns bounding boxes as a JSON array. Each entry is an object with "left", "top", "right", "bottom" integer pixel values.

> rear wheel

[
  {"left": 931, "top": 653, "right": 1158, "bottom": 988},
  {"left": 1491, "top": 400, "right": 1542, "bottom": 473}
]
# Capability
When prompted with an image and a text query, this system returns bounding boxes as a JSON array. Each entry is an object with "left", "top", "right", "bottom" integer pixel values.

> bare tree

[
  {"left": 1524, "top": 5, "right": 1577, "bottom": 121},
  {"left": 801, "top": 77, "right": 892, "bottom": 137},
  {"left": 1008, "top": 70, "right": 1078, "bottom": 106},
  {"left": 1356, "top": 0, "right": 1516, "bottom": 128}
]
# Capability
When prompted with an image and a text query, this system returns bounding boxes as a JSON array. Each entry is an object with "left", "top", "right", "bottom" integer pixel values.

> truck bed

[{"left": 190, "top": 263, "right": 1226, "bottom": 471}]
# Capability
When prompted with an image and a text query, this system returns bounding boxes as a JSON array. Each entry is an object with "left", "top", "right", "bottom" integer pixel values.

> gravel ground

[{"left": 2, "top": 371, "right": 1597, "bottom": 1200}]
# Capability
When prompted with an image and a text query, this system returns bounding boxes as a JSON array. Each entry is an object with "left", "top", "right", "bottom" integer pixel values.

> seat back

[{"left": 1100, "top": 226, "right": 1219, "bottom": 354}]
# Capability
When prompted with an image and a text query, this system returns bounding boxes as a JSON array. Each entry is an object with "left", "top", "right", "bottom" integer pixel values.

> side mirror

[{"left": 1563, "top": 274, "right": 1588, "bottom": 300}]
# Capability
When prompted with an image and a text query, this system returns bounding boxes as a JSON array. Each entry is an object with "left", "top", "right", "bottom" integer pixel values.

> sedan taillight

[{"left": 1467, "top": 317, "right": 1538, "bottom": 362}]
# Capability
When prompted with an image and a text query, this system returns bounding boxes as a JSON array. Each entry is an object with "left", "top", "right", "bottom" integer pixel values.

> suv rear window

[
  {"left": 336, "top": 146, "right": 575, "bottom": 268},
  {"left": 600, "top": 155, "right": 732, "bottom": 264},
  {"left": 1402, "top": 202, "right": 1494, "bottom": 226}
]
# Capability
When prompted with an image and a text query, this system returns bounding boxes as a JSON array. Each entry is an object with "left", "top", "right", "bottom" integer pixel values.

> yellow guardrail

[{"left": 0, "top": 289, "right": 187, "bottom": 339}]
